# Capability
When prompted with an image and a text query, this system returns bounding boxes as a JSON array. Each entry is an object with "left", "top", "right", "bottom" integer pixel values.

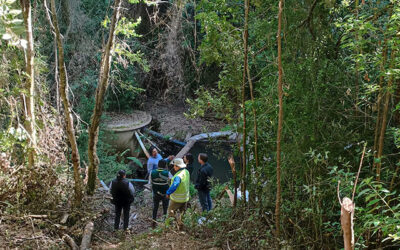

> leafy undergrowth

[
  {"left": 0, "top": 181, "right": 275, "bottom": 249},
  {"left": 120, "top": 193, "right": 276, "bottom": 249}
]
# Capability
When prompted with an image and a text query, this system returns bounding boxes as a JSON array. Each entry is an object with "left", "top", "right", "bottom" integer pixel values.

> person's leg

[
  {"left": 123, "top": 203, "right": 131, "bottom": 230},
  {"left": 206, "top": 191, "right": 212, "bottom": 211},
  {"left": 152, "top": 193, "right": 161, "bottom": 220},
  {"left": 167, "top": 200, "right": 184, "bottom": 217},
  {"left": 162, "top": 197, "right": 169, "bottom": 217},
  {"left": 198, "top": 190, "right": 207, "bottom": 212},
  {"left": 114, "top": 204, "right": 122, "bottom": 230}
]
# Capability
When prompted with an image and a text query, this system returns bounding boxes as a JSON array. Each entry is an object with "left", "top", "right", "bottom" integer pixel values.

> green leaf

[
  {"left": 356, "top": 188, "right": 370, "bottom": 198},
  {"left": 367, "top": 199, "right": 380, "bottom": 207},
  {"left": 127, "top": 157, "right": 143, "bottom": 168}
]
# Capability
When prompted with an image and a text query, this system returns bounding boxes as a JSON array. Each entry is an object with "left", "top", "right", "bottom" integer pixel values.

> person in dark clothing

[
  {"left": 150, "top": 159, "right": 170, "bottom": 221},
  {"left": 109, "top": 170, "right": 135, "bottom": 230},
  {"left": 195, "top": 153, "right": 214, "bottom": 212},
  {"left": 183, "top": 153, "right": 194, "bottom": 176}
]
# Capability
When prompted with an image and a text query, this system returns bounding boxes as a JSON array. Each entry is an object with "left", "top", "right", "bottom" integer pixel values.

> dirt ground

[
  {"left": 0, "top": 102, "right": 224, "bottom": 249},
  {"left": 144, "top": 101, "right": 225, "bottom": 140},
  {"left": 90, "top": 186, "right": 216, "bottom": 250}
]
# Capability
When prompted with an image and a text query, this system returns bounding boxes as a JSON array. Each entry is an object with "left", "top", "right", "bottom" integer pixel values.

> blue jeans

[{"left": 198, "top": 190, "right": 212, "bottom": 212}]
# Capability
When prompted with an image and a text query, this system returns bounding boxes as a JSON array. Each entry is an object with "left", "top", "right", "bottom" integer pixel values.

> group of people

[{"left": 109, "top": 146, "right": 214, "bottom": 230}]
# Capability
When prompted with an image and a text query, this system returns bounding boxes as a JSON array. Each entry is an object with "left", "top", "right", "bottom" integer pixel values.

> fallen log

[
  {"left": 175, "top": 140, "right": 196, "bottom": 158},
  {"left": 134, "top": 131, "right": 150, "bottom": 158},
  {"left": 63, "top": 234, "right": 78, "bottom": 250},
  {"left": 80, "top": 221, "right": 94, "bottom": 250}
]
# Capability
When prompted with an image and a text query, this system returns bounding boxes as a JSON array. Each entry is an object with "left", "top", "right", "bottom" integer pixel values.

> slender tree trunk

[
  {"left": 244, "top": 0, "right": 259, "bottom": 182},
  {"left": 275, "top": 0, "right": 284, "bottom": 243},
  {"left": 373, "top": 40, "right": 388, "bottom": 170},
  {"left": 46, "top": 0, "right": 84, "bottom": 206},
  {"left": 240, "top": 0, "right": 249, "bottom": 200},
  {"left": 20, "top": 0, "right": 37, "bottom": 169},
  {"left": 376, "top": 50, "right": 396, "bottom": 181},
  {"left": 87, "top": 0, "right": 122, "bottom": 194}
]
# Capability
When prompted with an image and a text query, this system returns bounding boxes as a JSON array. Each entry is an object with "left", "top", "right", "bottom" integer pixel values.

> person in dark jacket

[
  {"left": 183, "top": 153, "right": 194, "bottom": 176},
  {"left": 109, "top": 170, "right": 135, "bottom": 230},
  {"left": 195, "top": 153, "right": 214, "bottom": 212},
  {"left": 150, "top": 159, "right": 170, "bottom": 221}
]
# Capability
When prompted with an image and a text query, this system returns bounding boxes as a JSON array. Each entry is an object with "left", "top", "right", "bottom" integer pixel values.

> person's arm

[
  {"left": 147, "top": 158, "right": 153, "bottom": 175},
  {"left": 166, "top": 176, "right": 181, "bottom": 196},
  {"left": 164, "top": 155, "right": 175, "bottom": 164},
  {"left": 128, "top": 182, "right": 135, "bottom": 197}
]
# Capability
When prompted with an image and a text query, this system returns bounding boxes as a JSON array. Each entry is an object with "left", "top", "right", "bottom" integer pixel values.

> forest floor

[
  {"left": 0, "top": 102, "right": 224, "bottom": 249},
  {"left": 89, "top": 187, "right": 216, "bottom": 249},
  {"left": 144, "top": 100, "right": 224, "bottom": 139}
]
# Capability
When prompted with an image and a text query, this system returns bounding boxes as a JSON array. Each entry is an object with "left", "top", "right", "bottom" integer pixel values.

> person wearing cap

[
  {"left": 166, "top": 158, "right": 190, "bottom": 217},
  {"left": 150, "top": 159, "right": 170, "bottom": 222},
  {"left": 195, "top": 153, "right": 214, "bottom": 212},
  {"left": 109, "top": 170, "right": 135, "bottom": 230}
]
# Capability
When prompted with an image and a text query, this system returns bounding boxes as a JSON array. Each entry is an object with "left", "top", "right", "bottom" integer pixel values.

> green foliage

[
  {"left": 186, "top": 0, "right": 400, "bottom": 248},
  {"left": 0, "top": 0, "right": 25, "bottom": 46},
  {"left": 127, "top": 156, "right": 143, "bottom": 168},
  {"left": 355, "top": 178, "right": 400, "bottom": 245}
]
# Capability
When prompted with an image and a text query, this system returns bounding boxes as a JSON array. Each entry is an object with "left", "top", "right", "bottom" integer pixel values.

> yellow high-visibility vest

[{"left": 170, "top": 169, "right": 190, "bottom": 203}]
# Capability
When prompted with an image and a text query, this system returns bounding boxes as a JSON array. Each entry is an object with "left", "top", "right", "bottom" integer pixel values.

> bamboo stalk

[{"left": 275, "top": 0, "right": 284, "bottom": 243}]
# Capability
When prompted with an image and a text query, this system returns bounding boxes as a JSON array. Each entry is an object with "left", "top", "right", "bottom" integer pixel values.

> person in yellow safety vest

[{"left": 166, "top": 158, "right": 190, "bottom": 217}]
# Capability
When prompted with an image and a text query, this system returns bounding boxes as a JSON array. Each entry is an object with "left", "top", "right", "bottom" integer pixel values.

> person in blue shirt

[
  {"left": 166, "top": 158, "right": 190, "bottom": 217},
  {"left": 146, "top": 146, "right": 174, "bottom": 177}
]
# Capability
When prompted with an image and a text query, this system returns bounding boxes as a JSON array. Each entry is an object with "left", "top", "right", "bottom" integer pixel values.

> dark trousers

[
  {"left": 198, "top": 189, "right": 212, "bottom": 212},
  {"left": 114, "top": 203, "right": 131, "bottom": 230},
  {"left": 153, "top": 193, "right": 169, "bottom": 220}
]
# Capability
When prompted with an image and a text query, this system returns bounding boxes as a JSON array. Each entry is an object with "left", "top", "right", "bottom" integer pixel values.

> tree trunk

[
  {"left": 46, "top": 0, "right": 84, "bottom": 206},
  {"left": 372, "top": 40, "right": 388, "bottom": 171},
  {"left": 20, "top": 0, "right": 37, "bottom": 169},
  {"left": 87, "top": 0, "right": 122, "bottom": 195},
  {"left": 240, "top": 0, "right": 249, "bottom": 200},
  {"left": 340, "top": 197, "right": 355, "bottom": 250},
  {"left": 275, "top": 0, "right": 284, "bottom": 243},
  {"left": 376, "top": 50, "right": 396, "bottom": 181},
  {"left": 244, "top": 0, "right": 259, "bottom": 187}
]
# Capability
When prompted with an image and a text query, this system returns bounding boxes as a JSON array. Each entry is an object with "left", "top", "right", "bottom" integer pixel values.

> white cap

[{"left": 171, "top": 158, "right": 186, "bottom": 168}]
